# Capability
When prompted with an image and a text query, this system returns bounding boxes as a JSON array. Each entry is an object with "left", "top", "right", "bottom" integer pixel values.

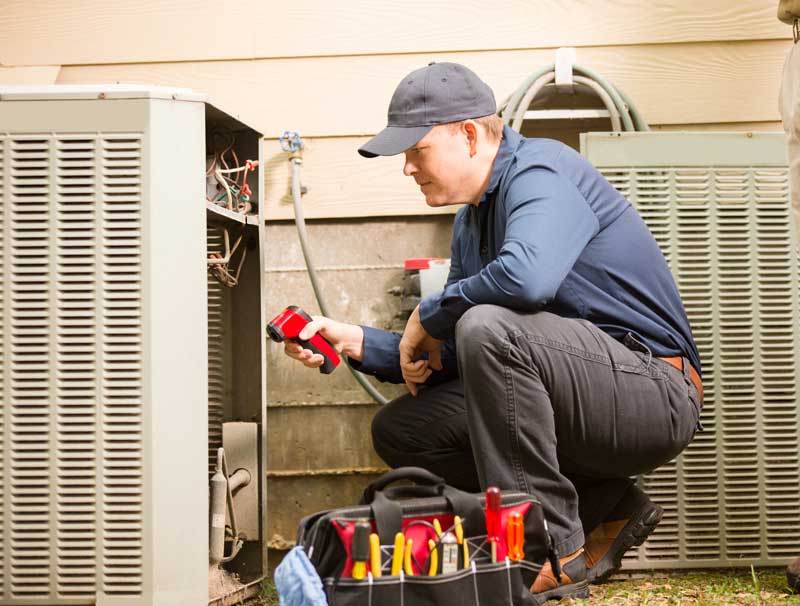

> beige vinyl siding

[
  {"left": 0, "top": 0, "right": 787, "bottom": 65},
  {"left": 262, "top": 121, "right": 784, "bottom": 220},
  {"left": 1, "top": 1, "right": 790, "bottom": 219},
  {"left": 56, "top": 39, "right": 791, "bottom": 139},
  {"left": 0, "top": 66, "right": 60, "bottom": 85}
]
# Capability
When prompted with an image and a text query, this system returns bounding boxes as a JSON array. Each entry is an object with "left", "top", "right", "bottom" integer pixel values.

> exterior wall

[
  {"left": 1, "top": 0, "right": 792, "bottom": 566},
  {"left": 264, "top": 218, "right": 449, "bottom": 553},
  {"left": 0, "top": 1, "right": 791, "bottom": 218}
]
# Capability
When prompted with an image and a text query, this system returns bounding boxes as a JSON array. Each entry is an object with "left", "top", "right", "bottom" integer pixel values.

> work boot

[
  {"left": 788, "top": 556, "right": 800, "bottom": 593},
  {"left": 585, "top": 484, "right": 663, "bottom": 584},
  {"left": 530, "top": 548, "right": 590, "bottom": 604}
]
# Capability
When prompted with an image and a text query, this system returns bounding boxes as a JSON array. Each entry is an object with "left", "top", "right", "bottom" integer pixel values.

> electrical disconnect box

[{"left": 0, "top": 85, "right": 267, "bottom": 605}]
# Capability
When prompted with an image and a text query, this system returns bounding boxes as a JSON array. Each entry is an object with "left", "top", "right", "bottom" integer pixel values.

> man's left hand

[{"left": 399, "top": 305, "right": 444, "bottom": 396}]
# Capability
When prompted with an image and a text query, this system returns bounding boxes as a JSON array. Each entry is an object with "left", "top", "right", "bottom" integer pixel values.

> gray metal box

[{"left": 582, "top": 131, "right": 800, "bottom": 569}]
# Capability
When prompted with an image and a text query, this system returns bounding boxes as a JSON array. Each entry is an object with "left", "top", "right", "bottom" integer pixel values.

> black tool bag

[{"left": 296, "top": 467, "right": 556, "bottom": 606}]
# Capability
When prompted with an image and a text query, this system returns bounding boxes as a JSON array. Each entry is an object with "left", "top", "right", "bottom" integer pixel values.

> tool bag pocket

[
  {"left": 296, "top": 467, "right": 554, "bottom": 606},
  {"left": 327, "top": 560, "right": 541, "bottom": 606}
]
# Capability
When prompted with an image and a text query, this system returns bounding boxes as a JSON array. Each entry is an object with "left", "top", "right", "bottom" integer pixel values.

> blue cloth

[
  {"left": 350, "top": 125, "right": 700, "bottom": 383},
  {"left": 274, "top": 546, "right": 327, "bottom": 606}
]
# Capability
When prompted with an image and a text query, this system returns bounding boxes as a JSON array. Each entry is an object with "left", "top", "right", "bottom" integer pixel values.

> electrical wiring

[
  {"left": 206, "top": 127, "right": 258, "bottom": 214},
  {"left": 208, "top": 227, "right": 248, "bottom": 288},
  {"left": 206, "top": 128, "right": 259, "bottom": 288}
]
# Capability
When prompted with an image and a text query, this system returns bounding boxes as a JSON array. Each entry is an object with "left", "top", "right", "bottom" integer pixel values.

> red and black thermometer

[{"left": 267, "top": 306, "right": 341, "bottom": 374}]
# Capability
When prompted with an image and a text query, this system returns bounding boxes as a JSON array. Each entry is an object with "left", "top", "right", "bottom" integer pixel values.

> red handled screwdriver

[{"left": 485, "top": 486, "right": 502, "bottom": 563}]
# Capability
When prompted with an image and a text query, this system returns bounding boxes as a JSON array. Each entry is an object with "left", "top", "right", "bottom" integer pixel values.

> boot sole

[
  {"left": 531, "top": 579, "right": 590, "bottom": 605},
  {"left": 587, "top": 503, "right": 663, "bottom": 584}
]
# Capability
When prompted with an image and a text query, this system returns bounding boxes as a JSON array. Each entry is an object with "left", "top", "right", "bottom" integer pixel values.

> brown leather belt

[{"left": 658, "top": 356, "right": 703, "bottom": 406}]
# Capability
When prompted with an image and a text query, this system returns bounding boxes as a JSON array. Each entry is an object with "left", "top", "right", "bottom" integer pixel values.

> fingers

[
  {"left": 400, "top": 354, "right": 432, "bottom": 397},
  {"left": 402, "top": 359, "right": 431, "bottom": 381},
  {"left": 283, "top": 341, "right": 324, "bottom": 368},
  {"left": 298, "top": 317, "right": 326, "bottom": 341},
  {"left": 428, "top": 346, "right": 443, "bottom": 371}
]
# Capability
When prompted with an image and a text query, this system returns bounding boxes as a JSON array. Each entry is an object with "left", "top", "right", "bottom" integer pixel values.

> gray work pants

[{"left": 371, "top": 305, "right": 701, "bottom": 557}]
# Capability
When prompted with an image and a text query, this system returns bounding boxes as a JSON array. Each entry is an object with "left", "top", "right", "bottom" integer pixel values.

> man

[
  {"left": 779, "top": 0, "right": 800, "bottom": 593},
  {"left": 284, "top": 62, "right": 702, "bottom": 603}
]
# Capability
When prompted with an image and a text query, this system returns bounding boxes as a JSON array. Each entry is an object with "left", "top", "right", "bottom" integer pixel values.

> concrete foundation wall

[{"left": 264, "top": 216, "right": 453, "bottom": 559}]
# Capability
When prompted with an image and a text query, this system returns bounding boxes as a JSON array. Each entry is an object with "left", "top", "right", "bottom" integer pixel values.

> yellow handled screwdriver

[
  {"left": 433, "top": 518, "right": 443, "bottom": 538},
  {"left": 391, "top": 532, "right": 405, "bottom": 576},
  {"left": 369, "top": 533, "right": 382, "bottom": 577},
  {"left": 454, "top": 515, "right": 469, "bottom": 567}
]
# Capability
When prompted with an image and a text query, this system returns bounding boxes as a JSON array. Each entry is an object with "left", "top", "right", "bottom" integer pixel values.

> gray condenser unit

[
  {"left": 581, "top": 131, "right": 800, "bottom": 569},
  {"left": 0, "top": 86, "right": 267, "bottom": 605}
]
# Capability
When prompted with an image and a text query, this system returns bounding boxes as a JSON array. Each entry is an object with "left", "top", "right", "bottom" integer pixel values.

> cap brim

[{"left": 358, "top": 125, "right": 434, "bottom": 158}]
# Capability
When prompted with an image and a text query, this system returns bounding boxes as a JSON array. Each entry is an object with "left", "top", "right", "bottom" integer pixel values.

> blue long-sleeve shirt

[{"left": 350, "top": 126, "right": 700, "bottom": 383}]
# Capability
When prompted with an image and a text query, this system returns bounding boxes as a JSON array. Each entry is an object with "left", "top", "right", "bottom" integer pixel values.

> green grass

[
  {"left": 247, "top": 569, "right": 799, "bottom": 606},
  {"left": 568, "top": 570, "right": 800, "bottom": 606}
]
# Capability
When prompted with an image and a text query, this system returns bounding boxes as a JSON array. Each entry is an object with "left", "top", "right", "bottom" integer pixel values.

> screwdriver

[
  {"left": 485, "top": 487, "right": 502, "bottom": 563},
  {"left": 507, "top": 511, "right": 525, "bottom": 561},
  {"left": 391, "top": 532, "right": 405, "bottom": 575},
  {"left": 369, "top": 532, "right": 382, "bottom": 577},
  {"left": 351, "top": 520, "right": 371, "bottom": 580},
  {"left": 454, "top": 515, "right": 469, "bottom": 567}
]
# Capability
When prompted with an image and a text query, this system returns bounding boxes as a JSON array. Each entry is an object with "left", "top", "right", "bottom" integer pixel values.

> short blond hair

[{"left": 447, "top": 114, "right": 504, "bottom": 143}]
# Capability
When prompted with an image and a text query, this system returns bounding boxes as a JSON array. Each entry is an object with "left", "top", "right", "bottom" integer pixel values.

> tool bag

[{"left": 296, "top": 467, "right": 556, "bottom": 606}]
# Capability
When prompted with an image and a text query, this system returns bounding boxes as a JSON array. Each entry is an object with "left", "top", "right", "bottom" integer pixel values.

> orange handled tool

[{"left": 507, "top": 511, "right": 525, "bottom": 561}]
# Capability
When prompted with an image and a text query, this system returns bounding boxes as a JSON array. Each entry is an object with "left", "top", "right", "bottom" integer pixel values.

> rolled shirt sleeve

[{"left": 419, "top": 166, "right": 599, "bottom": 340}]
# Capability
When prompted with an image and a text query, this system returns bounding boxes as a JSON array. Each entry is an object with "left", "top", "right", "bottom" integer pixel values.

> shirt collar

[{"left": 479, "top": 125, "right": 522, "bottom": 206}]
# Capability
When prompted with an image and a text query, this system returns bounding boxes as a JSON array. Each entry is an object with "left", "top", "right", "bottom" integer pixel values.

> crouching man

[{"left": 283, "top": 62, "right": 702, "bottom": 603}]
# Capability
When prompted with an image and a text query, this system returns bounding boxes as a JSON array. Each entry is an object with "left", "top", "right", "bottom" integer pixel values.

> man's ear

[{"left": 463, "top": 120, "right": 479, "bottom": 158}]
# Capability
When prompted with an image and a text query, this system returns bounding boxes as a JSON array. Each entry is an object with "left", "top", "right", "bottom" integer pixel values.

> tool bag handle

[
  {"left": 360, "top": 466, "right": 446, "bottom": 504},
  {"left": 360, "top": 467, "right": 485, "bottom": 543}
]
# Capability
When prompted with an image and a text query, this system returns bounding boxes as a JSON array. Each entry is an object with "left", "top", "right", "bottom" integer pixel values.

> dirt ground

[{"left": 250, "top": 569, "right": 799, "bottom": 605}]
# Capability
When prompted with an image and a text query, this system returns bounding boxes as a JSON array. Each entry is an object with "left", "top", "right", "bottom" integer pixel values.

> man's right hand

[{"left": 282, "top": 316, "right": 365, "bottom": 369}]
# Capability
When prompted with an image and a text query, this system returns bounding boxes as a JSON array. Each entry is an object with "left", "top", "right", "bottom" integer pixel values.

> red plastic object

[
  {"left": 485, "top": 487, "right": 502, "bottom": 543},
  {"left": 267, "top": 306, "right": 340, "bottom": 374},
  {"left": 507, "top": 511, "right": 525, "bottom": 561},
  {"left": 404, "top": 258, "right": 443, "bottom": 271}
]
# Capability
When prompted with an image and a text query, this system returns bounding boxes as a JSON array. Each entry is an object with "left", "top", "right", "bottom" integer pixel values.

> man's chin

[
  {"left": 424, "top": 197, "right": 465, "bottom": 208},
  {"left": 423, "top": 194, "right": 457, "bottom": 207}
]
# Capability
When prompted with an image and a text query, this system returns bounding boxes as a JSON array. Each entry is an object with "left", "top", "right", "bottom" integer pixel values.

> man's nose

[{"left": 403, "top": 157, "right": 416, "bottom": 177}]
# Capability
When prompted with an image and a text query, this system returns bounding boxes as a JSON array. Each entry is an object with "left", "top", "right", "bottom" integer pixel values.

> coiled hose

[
  {"left": 500, "top": 62, "right": 649, "bottom": 133},
  {"left": 283, "top": 134, "right": 388, "bottom": 406}
]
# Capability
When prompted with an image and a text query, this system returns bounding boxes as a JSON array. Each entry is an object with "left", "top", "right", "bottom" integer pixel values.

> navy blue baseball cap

[{"left": 358, "top": 62, "right": 497, "bottom": 158}]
